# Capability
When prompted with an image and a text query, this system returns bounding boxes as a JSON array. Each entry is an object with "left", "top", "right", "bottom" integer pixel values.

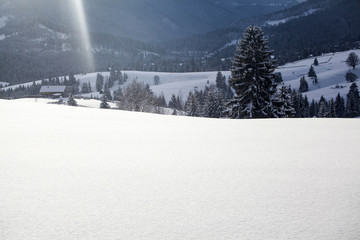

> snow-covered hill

[
  {"left": 3, "top": 49, "right": 358, "bottom": 104},
  {"left": 0, "top": 99, "right": 359, "bottom": 239},
  {"left": 279, "top": 49, "right": 360, "bottom": 101}
]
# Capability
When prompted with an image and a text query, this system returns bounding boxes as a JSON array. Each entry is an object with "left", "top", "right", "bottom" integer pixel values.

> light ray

[{"left": 72, "top": 0, "right": 94, "bottom": 72}]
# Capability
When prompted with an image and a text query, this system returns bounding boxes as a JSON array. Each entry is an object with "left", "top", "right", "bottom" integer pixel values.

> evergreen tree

[
  {"left": 67, "top": 93, "right": 77, "bottom": 106},
  {"left": 313, "top": 58, "right": 319, "bottom": 66},
  {"left": 309, "top": 99, "right": 317, "bottom": 117},
  {"left": 176, "top": 95, "right": 183, "bottom": 111},
  {"left": 335, "top": 93, "right": 346, "bottom": 118},
  {"left": 226, "top": 25, "right": 277, "bottom": 119},
  {"left": 299, "top": 76, "right": 309, "bottom": 93},
  {"left": 168, "top": 94, "right": 178, "bottom": 110},
  {"left": 216, "top": 71, "right": 226, "bottom": 90},
  {"left": 328, "top": 98, "right": 336, "bottom": 118},
  {"left": 96, "top": 73, "right": 104, "bottom": 92},
  {"left": 108, "top": 67, "right": 116, "bottom": 88},
  {"left": 185, "top": 91, "right": 200, "bottom": 117},
  {"left": 346, "top": 52, "right": 359, "bottom": 69},
  {"left": 272, "top": 84, "right": 295, "bottom": 118},
  {"left": 104, "top": 87, "right": 112, "bottom": 101},
  {"left": 291, "top": 90, "right": 302, "bottom": 118},
  {"left": 67, "top": 73, "right": 79, "bottom": 95},
  {"left": 113, "top": 87, "right": 123, "bottom": 101},
  {"left": 203, "top": 89, "right": 224, "bottom": 118},
  {"left": 274, "top": 72, "right": 283, "bottom": 84},
  {"left": 87, "top": 82, "right": 92, "bottom": 93},
  {"left": 81, "top": 82, "right": 89, "bottom": 94},
  {"left": 153, "top": 75, "right": 160, "bottom": 85},
  {"left": 308, "top": 65, "right": 318, "bottom": 84},
  {"left": 123, "top": 73, "right": 129, "bottom": 83},
  {"left": 100, "top": 94, "right": 110, "bottom": 109},
  {"left": 301, "top": 95, "right": 310, "bottom": 118},
  {"left": 157, "top": 93, "right": 167, "bottom": 108},
  {"left": 346, "top": 83, "right": 360, "bottom": 117},
  {"left": 318, "top": 96, "right": 328, "bottom": 118}
]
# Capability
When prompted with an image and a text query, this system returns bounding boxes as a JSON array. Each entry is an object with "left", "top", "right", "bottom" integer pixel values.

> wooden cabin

[{"left": 39, "top": 86, "right": 67, "bottom": 98}]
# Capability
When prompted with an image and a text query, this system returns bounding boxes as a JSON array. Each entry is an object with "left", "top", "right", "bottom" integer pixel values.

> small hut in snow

[{"left": 39, "top": 86, "right": 67, "bottom": 98}]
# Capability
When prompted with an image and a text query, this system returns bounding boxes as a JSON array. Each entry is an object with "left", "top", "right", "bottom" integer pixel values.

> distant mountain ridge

[
  {"left": 1, "top": 0, "right": 358, "bottom": 85},
  {"left": 0, "top": 0, "right": 300, "bottom": 42},
  {"left": 163, "top": 0, "right": 360, "bottom": 64}
]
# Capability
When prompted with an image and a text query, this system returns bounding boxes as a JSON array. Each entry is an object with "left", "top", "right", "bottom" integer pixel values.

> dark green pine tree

[
  {"left": 68, "top": 73, "right": 79, "bottom": 95},
  {"left": 113, "top": 87, "right": 123, "bottom": 101},
  {"left": 299, "top": 76, "right": 309, "bottom": 93},
  {"left": 100, "top": 94, "right": 110, "bottom": 109},
  {"left": 301, "top": 95, "right": 310, "bottom": 118},
  {"left": 313, "top": 58, "right": 319, "bottom": 66},
  {"left": 226, "top": 25, "right": 277, "bottom": 119},
  {"left": 104, "top": 88, "right": 112, "bottom": 101},
  {"left": 157, "top": 94, "right": 167, "bottom": 108},
  {"left": 185, "top": 91, "right": 200, "bottom": 117},
  {"left": 328, "top": 98, "right": 336, "bottom": 118},
  {"left": 176, "top": 95, "right": 183, "bottom": 111},
  {"left": 346, "top": 83, "right": 360, "bottom": 117},
  {"left": 96, "top": 73, "right": 104, "bottom": 92},
  {"left": 309, "top": 99, "right": 317, "bottom": 117},
  {"left": 335, "top": 93, "right": 346, "bottom": 118},
  {"left": 308, "top": 65, "right": 318, "bottom": 84},
  {"left": 272, "top": 84, "right": 295, "bottom": 118},
  {"left": 318, "top": 96, "right": 328, "bottom": 118},
  {"left": 87, "top": 82, "right": 92, "bottom": 93},
  {"left": 67, "top": 93, "right": 77, "bottom": 106},
  {"left": 203, "top": 89, "right": 224, "bottom": 118},
  {"left": 168, "top": 94, "right": 178, "bottom": 110},
  {"left": 216, "top": 71, "right": 226, "bottom": 90},
  {"left": 81, "top": 82, "right": 89, "bottom": 94}
]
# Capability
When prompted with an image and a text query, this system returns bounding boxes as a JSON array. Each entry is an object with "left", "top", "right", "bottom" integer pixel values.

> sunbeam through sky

[{"left": 72, "top": 0, "right": 94, "bottom": 71}]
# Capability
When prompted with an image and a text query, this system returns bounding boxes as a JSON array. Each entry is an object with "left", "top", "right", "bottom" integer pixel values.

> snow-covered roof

[{"left": 40, "top": 86, "right": 66, "bottom": 93}]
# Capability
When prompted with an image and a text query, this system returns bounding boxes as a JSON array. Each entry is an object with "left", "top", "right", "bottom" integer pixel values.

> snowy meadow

[{"left": 1, "top": 99, "right": 359, "bottom": 240}]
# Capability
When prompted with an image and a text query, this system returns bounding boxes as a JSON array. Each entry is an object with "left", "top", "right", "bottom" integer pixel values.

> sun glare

[{"left": 72, "top": 0, "right": 94, "bottom": 71}]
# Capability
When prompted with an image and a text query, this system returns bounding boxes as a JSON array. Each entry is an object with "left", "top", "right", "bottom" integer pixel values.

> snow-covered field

[
  {"left": 1, "top": 49, "right": 359, "bottom": 104},
  {"left": 69, "top": 49, "right": 360, "bottom": 102},
  {"left": 279, "top": 49, "right": 360, "bottom": 101},
  {"left": 1, "top": 99, "right": 360, "bottom": 240}
]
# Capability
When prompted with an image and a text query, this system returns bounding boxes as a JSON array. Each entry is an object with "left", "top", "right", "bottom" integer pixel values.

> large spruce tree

[
  {"left": 226, "top": 25, "right": 277, "bottom": 119},
  {"left": 346, "top": 83, "right": 360, "bottom": 117}
]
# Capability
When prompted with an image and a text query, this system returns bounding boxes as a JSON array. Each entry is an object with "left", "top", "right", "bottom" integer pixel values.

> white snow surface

[
  {"left": 0, "top": 81, "right": 9, "bottom": 86},
  {"left": 0, "top": 99, "right": 360, "bottom": 240},
  {"left": 265, "top": 9, "right": 319, "bottom": 26},
  {"left": 75, "top": 71, "right": 231, "bottom": 102}
]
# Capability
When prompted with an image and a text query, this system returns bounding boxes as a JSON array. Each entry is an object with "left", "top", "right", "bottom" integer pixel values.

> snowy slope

[
  {"left": 45, "top": 71, "right": 231, "bottom": 103},
  {"left": 40, "top": 48, "right": 360, "bottom": 102},
  {"left": 265, "top": 9, "right": 319, "bottom": 26},
  {"left": 278, "top": 49, "right": 360, "bottom": 100},
  {"left": 0, "top": 81, "right": 8, "bottom": 86},
  {"left": 1, "top": 49, "right": 359, "bottom": 103},
  {"left": 0, "top": 99, "right": 359, "bottom": 240}
]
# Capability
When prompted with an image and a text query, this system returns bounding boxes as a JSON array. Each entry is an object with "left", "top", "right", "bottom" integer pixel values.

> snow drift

[{"left": 0, "top": 99, "right": 359, "bottom": 240}]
